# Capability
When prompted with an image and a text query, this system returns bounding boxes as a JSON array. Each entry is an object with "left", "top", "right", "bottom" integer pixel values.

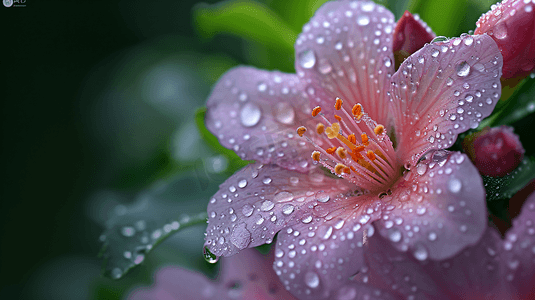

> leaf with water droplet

[
  {"left": 98, "top": 173, "right": 214, "bottom": 279},
  {"left": 483, "top": 156, "right": 535, "bottom": 203}
]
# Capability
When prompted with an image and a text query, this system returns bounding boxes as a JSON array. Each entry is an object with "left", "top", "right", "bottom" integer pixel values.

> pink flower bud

[
  {"left": 475, "top": 0, "right": 535, "bottom": 80},
  {"left": 463, "top": 125, "right": 525, "bottom": 177},
  {"left": 393, "top": 11, "right": 435, "bottom": 68}
]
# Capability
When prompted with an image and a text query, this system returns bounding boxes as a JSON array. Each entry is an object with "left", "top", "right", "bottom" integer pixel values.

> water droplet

[
  {"left": 320, "top": 226, "right": 333, "bottom": 240},
  {"left": 416, "top": 163, "right": 427, "bottom": 176},
  {"left": 302, "top": 215, "right": 313, "bottom": 224},
  {"left": 273, "top": 102, "right": 295, "bottom": 124},
  {"left": 238, "top": 179, "right": 247, "bottom": 188},
  {"left": 431, "top": 49, "right": 439, "bottom": 58},
  {"left": 447, "top": 178, "right": 462, "bottom": 193},
  {"left": 335, "top": 41, "right": 343, "bottom": 50},
  {"left": 456, "top": 61, "right": 470, "bottom": 77},
  {"left": 240, "top": 103, "right": 261, "bottom": 127},
  {"left": 257, "top": 82, "right": 267, "bottom": 92},
  {"left": 428, "top": 232, "right": 437, "bottom": 241},
  {"left": 112, "top": 268, "right": 123, "bottom": 279},
  {"left": 261, "top": 200, "right": 275, "bottom": 211},
  {"left": 473, "top": 63, "right": 485, "bottom": 72},
  {"left": 230, "top": 222, "right": 251, "bottom": 249},
  {"left": 203, "top": 246, "right": 219, "bottom": 263},
  {"left": 493, "top": 22, "right": 508, "bottom": 39},
  {"left": 384, "top": 58, "right": 392, "bottom": 68},
  {"left": 318, "top": 59, "right": 332, "bottom": 74},
  {"left": 238, "top": 92, "right": 248, "bottom": 102},
  {"left": 464, "top": 36, "right": 474, "bottom": 46},
  {"left": 416, "top": 207, "right": 426, "bottom": 215},
  {"left": 121, "top": 226, "right": 136, "bottom": 237},
  {"left": 262, "top": 177, "right": 272, "bottom": 184},
  {"left": 357, "top": 15, "right": 370, "bottom": 26},
  {"left": 316, "top": 36, "right": 325, "bottom": 44},
  {"left": 446, "top": 77, "right": 454, "bottom": 86},
  {"left": 389, "top": 228, "right": 402, "bottom": 242},
  {"left": 273, "top": 191, "right": 294, "bottom": 202},
  {"left": 242, "top": 204, "right": 254, "bottom": 217},
  {"left": 413, "top": 244, "right": 428, "bottom": 261},
  {"left": 298, "top": 49, "right": 316, "bottom": 69},
  {"left": 282, "top": 204, "right": 295, "bottom": 215},
  {"left": 305, "top": 271, "right": 320, "bottom": 288}
]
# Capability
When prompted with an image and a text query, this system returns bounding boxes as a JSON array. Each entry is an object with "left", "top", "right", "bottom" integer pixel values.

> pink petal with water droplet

[
  {"left": 366, "top": 228, "right": 505, "bottom": 300},
  {"left": 376, "top": 150, "right": 487, "bottom": 261},
  {"left": 273, "top": 200, "right": 382, "bottom": 300},
  {"left": 389, "top": 34, "right": 503, "bottom": 165},
  {"left": 502, "top": 192, "right": 535, "bottom": 298},
  {"left": 294, "top": 0, "right": 395, "bottom": 126},
  {"left": 206, "top": 67, "right": 315, "bottom": 172},
  {"left": 204, "top": 163, "right": 357, "bottom": 257},
  {"left": 129, "top": 248, "right": 297, "bottom": 300}
]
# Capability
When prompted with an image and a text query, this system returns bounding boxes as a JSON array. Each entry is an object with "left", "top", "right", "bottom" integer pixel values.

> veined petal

[
  {"left": 204, "top": 163, "right": 357, "bottom": 257},
  {"left": 390, "top": 34, "right": 503, "bottom": 165},
  {"left": 294, "top": 0, "right": 395, "bottom": 126},
  {"left": 273, "top": 200, "right": 382, "bottom": 300},
  {"left": 376, "top": 150, "right": 487, "bottom": 261},
  {"left": 205, "top": 67, "right": 314, "bottom": 172},
  {"left": 502, "top": 192, "right": 535, "bottom": 298},
  {"left": 365, "top": 228, "right": 505, "bottom": 300}
]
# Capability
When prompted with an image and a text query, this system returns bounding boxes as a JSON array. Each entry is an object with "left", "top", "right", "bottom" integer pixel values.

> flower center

[{"left": 297, "top": 98, "right": 399, "bottom": 191}]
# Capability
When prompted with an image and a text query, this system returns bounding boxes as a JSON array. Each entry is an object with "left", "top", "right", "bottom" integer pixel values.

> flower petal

[
  {"left": 502, "top": 192, "right": 535, "bottom": 298},
  {"left": 204, "top": 163, "right": 357, "bottom": 257},
  {"left": 205, "top": 67, "right": 314, "bottom": 172},
  {"left": 294, "top": 0, "right": 395, "bottom": 125},
  {"left": 390, "top": 34, "right": 503, "bottom": 165},
  {"left": 273, "top": 207, "right": 381, "bottom": 300},
  {"left": 376, "top": 150, "right": 487, "bottom": 261},
  {"left": 365, "top": 228, "right": 505, "bottom": 300}
]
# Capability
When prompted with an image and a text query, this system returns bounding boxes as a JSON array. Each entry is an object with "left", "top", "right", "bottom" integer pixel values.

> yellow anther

[
  {"left": 326, "top": 147, "right": 337, "bottom": 154},
  {"left": 374, "top": 125, "right": 385, "bottom": 136},
  {"left": 326, "top": 123, "right": 340, "bottom": 139},
  {"left": 312, "top": 106, "right": 322, "bottom": 117},
  {"left": 354, "top": 145, "right": 366, "bottom": 152},
  {"left": 336, "top": 147, "right": 347, "bottom": 159},
  {"left": 352, "top": 104, "right": 363, "bottom": 119},
  {"left": 348, "top": 134, "right": 357, "bottom": 144},
  {"left": 334, "top": 163, "right": 348, "bottom": 174},
  {"left": 297, "top": 126, "right": 307, "bottom": 137},
  {"left": 334, "top": 115, "right": 342, "bottom": 122},
  {"left": 311, "top": 151, "right": 321, "bottom": 161},
  {"left": 366, "top": 150, "right": 376, "bottom": 161},
  {"left": 361, "top": 133, "right": 369, "bottom": 146},
  {"left": 316, "top": 123, "right": 325, "bottom": 135},
  {"left": 335, "top": 98, "right": 343, "bottom": 110}
]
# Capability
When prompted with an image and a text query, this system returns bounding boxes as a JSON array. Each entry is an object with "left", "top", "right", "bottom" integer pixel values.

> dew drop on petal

[
  {"left": 305, "top": 271, "right": 320, "bottom": 288},
  {"left": 261, "top": 200, "right": 275, "bottom": 211},
  {"left": 447, "top": 178, "right": 462, "bottom": 193},
  {"left": 273, "top": 102, "right": 295, "bottom": 124},
  {"left": 298, "top": 49, "right": 316, "bottom": 69},
  {"left": 282, "top": 204, "right": 295, "bottom": 215},
  {"left": 238, "top": 179, "right": 247, "bottom": 188},
  {"left": 230, "top": 223, "right": 251, "bottom": 249},
  {"left": 456, "top": 61, "right": 471, "bottom": 77},
  {"left": 413, "top": 244, "right": 428, "bottom": 261},
  {"left": 121, "top": 226, "right": 136, "bottom": 237},
  {"left": 242, "top": 204, "right": 254, "bottom": 217},
  {"left": 357, "top": 15, "right": 370, "bottom": 26},
  {"left": 240, "top": 103, "right": 261, "bottom": 127},
  {"left": 389, "top": 228, "right": 402, "bottom": 242},
  {"left": 203, "top": 246, "right": 219, "bottom": 264}
]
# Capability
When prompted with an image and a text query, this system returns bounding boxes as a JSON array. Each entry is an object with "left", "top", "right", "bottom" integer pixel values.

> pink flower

[
  {"left": 392, "top": 11, "right": 436, "bottom": 67},
  {"left": 364, "top": 191, "right": 535, "bottom": 300},
  {"left": 204, "top": 0, "right": 502, "bottom": 298},
  {"left": 128, "top": 248, "right": 298, "bottom": 300}
]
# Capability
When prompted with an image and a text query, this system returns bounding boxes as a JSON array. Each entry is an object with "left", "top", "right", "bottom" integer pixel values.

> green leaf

[
  {"left": 98, "top": 172, "right": 218, "bottom": 279},
  {"left": 484, "top": 156, "right": 535, "bottom": 202},
  {"left": 480, "top": 76, "right": 535, "bottom": 128},
  {"left": 194, "top": 107, "right": 250, "bottom": 172},
  {"left": 193, "top": 0, "right": 298, "bottom": 53}
]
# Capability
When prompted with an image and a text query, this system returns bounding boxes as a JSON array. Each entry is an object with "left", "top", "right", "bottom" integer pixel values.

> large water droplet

[
  {"left": 413, "top": 244, "right": 428, "bottom": 261},
  {"left": 230, "top": 222, "right": 251, "bottom": 249},
  {"left": 203, "top": 246, "right": 219, "bottom": 263},
  {"left": 305, "top": 271, "right": 320, "bottom": 288},
  {"left": 121, "top": 226, "right": 136, "bottom": 237},
  {"left": 318, "top": 59, "right": 332, "bottom": 74},
  {"left": 298, "top": 49, "right": 316, "bottom": 69},
  {"left": 456, "top": 61, "right": 471, "bottom": 77},
  {"left": 238, "top": 179, "right": 247, "bottom": 188},
  {"left": 261, "top": 200, "right": 275, "bottom": 211},
  {"left": 240, "top": 103, "right": 261, "bottom": 127},
  {"left": 431, "top": 36, "right": 448, "bottom": 43},
  {"left": 242, "top": 204, "right": 254, "bottom": 217},
  {"left": 273, "top": 191, "right": 294, "bottom": 202},
  {"left": 389, "top": 228, "right": 402, "bottom": 242},
  {"left": 493, "top": 22, "right": 508, "bottom": 39},
  {"left": 273, "top": 102, "right": 295, "bottom": 124},
  {"left": 447, "top": 178, "right": 462, "bottom": 193},
  {"left": 282, "top": 204, "right": 295, "bottom": 215},
  {"left": 357, "top": 15, "right": 370, "bottom": 26}
]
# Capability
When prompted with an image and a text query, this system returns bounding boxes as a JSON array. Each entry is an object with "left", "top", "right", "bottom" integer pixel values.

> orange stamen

[
  {"left": 326, "top": 147, "right": 337, "bottom": 154},
  {"left": 334, "top": 163, "right": 348, "bottom": 174},
  {"left": 316, "top": 123, "right": 325, "bottom": 135},
  {"left": 297, "top": 126, "right": 307, "bottom": 137},
  {"left": 361, "top": 133, "right": 369, "bottom": 146},
  {"left": 374, "top": 125, "right": 385, "bottom": 135},
  {"left": 334, "top": 115, "right": 342, "bottom": 122},
  {"left": 311, "top": 151, "right": 321, "bottom": 161},
  {"left": 335, "top": 97, "right": 343, "bottom": 110},
  {"left": 352, "top": 104, "right": 363, "bottom": 119},
  {"left": 366, "top": 150, "right": 376, "bottom": 161},
  {"left": 312, "top": 106, "right": 322, "bottom": 117},
  {"left": 348, "top": 134, "right": 357, "bottom": 144},
  {"left": 336, "top": 147, "right": 347, "bottom": 159}
]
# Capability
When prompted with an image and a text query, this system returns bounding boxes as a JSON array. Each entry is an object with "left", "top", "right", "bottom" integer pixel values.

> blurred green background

[{"left": 0, "top": 0, "right": 506, "bottom": 299}]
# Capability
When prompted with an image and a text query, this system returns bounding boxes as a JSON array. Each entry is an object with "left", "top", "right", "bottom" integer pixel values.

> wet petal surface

[
  {"left": 205, "top": 67, "right": 315, "bottom": 172},
  {"left": 204, "top": 163, "right": 356, "bottom": 257},
  {"left": 389, "top": 34, "right": 502, "bottom": 165},
  {"left": 294, "top": 0, "right": 395, "bottom": 126},
  {"left": 376, "top": 150, "right": 487, "bottom": 261}
]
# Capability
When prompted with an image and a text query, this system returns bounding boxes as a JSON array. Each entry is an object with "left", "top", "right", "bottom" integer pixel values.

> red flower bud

[
  {"left": 475, "top": 0, "right": 535, "bottom": 80},
  {"left": 393, "top": 11, "right": 436, "bottom": 69},
  {"left": 463, "top": 125, "right": 525, "bottom": 177}
]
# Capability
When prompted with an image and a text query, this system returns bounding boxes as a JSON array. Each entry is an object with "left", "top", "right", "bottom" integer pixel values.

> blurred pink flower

[
  {"left": 364, "top": 191, "right": 535, "bottom": 300},
  {"left": 128, "top": 248, "right": 297, "bottom": 300},
  {"left": 204, "top": 0, "right": 502, "bottom": 298}
]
